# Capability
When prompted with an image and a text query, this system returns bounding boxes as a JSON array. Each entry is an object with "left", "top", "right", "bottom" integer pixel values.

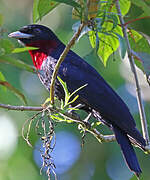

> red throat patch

[
  {"left": 27, "top": 40, "right": 57, "bottom": 69},
  {"left": 28, "top": 50, "right": 47, "bottom": 69}
]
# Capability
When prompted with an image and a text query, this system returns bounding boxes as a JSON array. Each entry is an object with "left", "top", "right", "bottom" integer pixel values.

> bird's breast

[{"left": 38, "top": 57, "right": 65, "bottom": 100}]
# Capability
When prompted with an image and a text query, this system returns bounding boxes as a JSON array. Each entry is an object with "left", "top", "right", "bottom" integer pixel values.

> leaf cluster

[
  {"left": 1, "top": 0, "right": 150, "bottom": 102},
  {"left": 44, "top": 76, "right": 87, "bottom": 123},
  {"left": 0, "top": 1, "right": 150, "bottom": 179}
]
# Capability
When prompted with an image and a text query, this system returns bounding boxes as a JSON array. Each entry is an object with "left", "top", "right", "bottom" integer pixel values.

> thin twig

[
  {"left": 56, "top": 109, "right": 116, "bottom": 142},
  {"left": 124, "top": 16, "right": 150, "bottom": 26},
  {"left": 49, "top": 22, "right": 87, "bottom": 104},
  {"left": 88, "top": 128, "right": 116, "bottom": 143},
  {"left": 0, "top": 103, "right": 114, "bottom": 142},
  {"left": 22, "top": 112, "right": 41, "bottom": 147},
  {"left": 115, "top": 0, "right": 149, "bottom": 144},
  {"left": 1, "top": 102, "right": 150, "bottom": 151},
  {"left": 0, "top": 103, "right": 43, "bottom": 111}
]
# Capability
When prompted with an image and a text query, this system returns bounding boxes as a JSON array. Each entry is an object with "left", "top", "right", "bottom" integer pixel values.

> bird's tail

[{"left": 113, "top": 126, "right": 142, "bottom": 177}]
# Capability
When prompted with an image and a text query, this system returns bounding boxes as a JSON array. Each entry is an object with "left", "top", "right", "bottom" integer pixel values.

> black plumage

[{"left": 9, "top": 24, "right": 146, "bottom": 176}]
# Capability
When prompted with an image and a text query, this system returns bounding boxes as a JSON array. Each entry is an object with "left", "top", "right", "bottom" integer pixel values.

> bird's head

[
  {"left": 8, "top": 24, "right": 61, "bottom": 69},
  {"left": 8, "top": 24, "right": 59, "bottom": 47}
]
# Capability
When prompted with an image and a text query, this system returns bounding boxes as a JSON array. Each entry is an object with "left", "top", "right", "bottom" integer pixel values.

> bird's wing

[
  {"left": 59, "top": 51, "right": 134, "bottom": 125},
  {"left": 58, "top": 51, "right": 145, "bottom": 146}
]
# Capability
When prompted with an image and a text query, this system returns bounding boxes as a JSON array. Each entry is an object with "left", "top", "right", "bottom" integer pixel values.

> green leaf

[
  {"left": 53, "top": 0, "right": 80, "bottom": 8},
  {"left": 97, "top": 32, "right": 118, "bottom": 66},
  {"left": 112, "top": 0, "right": 131, "bottom": 16},
  {"left": 43, "top": 97, "right": 51, "bottom": 104},
  {"left": 0, "top": 72, "right": 5, "bottom": 81},
  {"left": 0, "top": 81, "right": 27, "bottom": 105},
  {"left": 57, "top": 76, "right": 70, "bottom": 105},
  {"left": 0, "top": 13, "right": 4, "bottom": 26},
  {"left": 129, "top": 30, "right": 150, "bottom": 54},
  {"left": 33, "top": 0, "right": 59, "bottom": 22},
  {"left": 128, "top": 29, "right": 142, "bottom": 43},
  {"left": 130, "top": 0, "right": 150, "bottom": 16},
  {"left": 60, "top": 99, "right": 64, "bottom": 109},
  {"left": 0, "top": 55, "right": 35, "bottom": 73},
  {"left": 100, "top": 0, "right": 131, "bottom": 17},
  {"left": 50, "top": 114, "right": 64, "bottom": 121},
  {"left": 38, "top": 0, "right": 59, "bottom": 21},
  {"left": 12, "top": 47, "right": 39, "bottom": 53},
  {"left": 87, "top": 0, "right": 130, "bottom": 65},
  {"left": 33, "top": 0, "right": 40, "bottom": 23},
  {"left": 125, "top": 2, "right": 150, "bottom": 37},
  {"left": 33, "top": 0, "right": 79, "bottom": 22},
  {"left": 0, "top": 39, "right": 14, "bottom": 55},
  {"left": 67, "top": 95, "right": 79, "bottom": 105},
  {"left": 57, "top": 76, "right": 87, "bottom": 107},
  {"left": 104, "top": 14, "right": 119, "bottom": 31},
  {"left": 67, "top": 83, "right": 87, "bottom": 106},
  {"left": 69, "top": 83, "right": 88, "bottom": 100},
  {"left": 87, "top": 0, "right": 99, "bottom": 19},
  {"left": 0, "top": 72, "right": 6, "bottom": 92},
  {"left": 89, "top": 23, "right": 122, "bottom": 65},
  {"left": 87, "top": 0, "right": 131, "bottom": 66},
  {"left": 91, "top": 121, "right": 101, "bottom": 128},
  {"left": 135, "top": 38, "right": 150, "bottom": 54}
]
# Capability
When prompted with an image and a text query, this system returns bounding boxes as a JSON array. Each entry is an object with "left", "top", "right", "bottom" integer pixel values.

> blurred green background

[{"left": 0, "top": 0, "right": 150, "bottom": 180}]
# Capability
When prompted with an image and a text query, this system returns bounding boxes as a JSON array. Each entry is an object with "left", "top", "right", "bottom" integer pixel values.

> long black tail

[{"left": 113, "top": 126, "right": 142, "bottom": 177}]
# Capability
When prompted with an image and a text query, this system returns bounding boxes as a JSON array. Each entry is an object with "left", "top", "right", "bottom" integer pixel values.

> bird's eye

[{"left": 34, "top": 28, "right": 41, "bottom": 34}]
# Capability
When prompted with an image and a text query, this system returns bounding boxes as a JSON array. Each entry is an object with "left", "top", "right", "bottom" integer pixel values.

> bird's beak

[{"left": 8, "top": 31, "right": 34, "bottom": 39}]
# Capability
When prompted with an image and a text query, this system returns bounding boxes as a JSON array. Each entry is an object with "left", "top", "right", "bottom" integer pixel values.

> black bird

[{"left": 8, "top": 24, "right": 146, "bottom": 177}]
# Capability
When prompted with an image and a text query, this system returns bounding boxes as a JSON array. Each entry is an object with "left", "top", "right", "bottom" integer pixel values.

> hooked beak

[{"left": 8, "top": 31, "right": 34, "bottom": 39}]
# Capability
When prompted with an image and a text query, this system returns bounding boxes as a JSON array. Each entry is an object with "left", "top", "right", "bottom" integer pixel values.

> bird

[{"left": 8, "top": 24, "right": 146, "bottom": 177}]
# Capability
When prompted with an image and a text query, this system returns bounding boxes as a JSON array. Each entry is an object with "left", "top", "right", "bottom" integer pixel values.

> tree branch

[
  {"left": 124, "top": 16, "right": 150, "bottom": 26},
  {"left": 0, "top": 103, "right": 43, "bottom": 111},
  {"left": 0, "top": 103, "right": 115, "bottom": 143},
  {"left": 1, "top": 102, "right": 150, "bottom": 152},
  {"left": 87, "top": 128, "right": 116, "bottom": 143},
  {"left": 115, "top": 0, "right": 150, "bottom": 144},
  {"left": 49, "top": 22, "right": 87, "bottom": 104}
]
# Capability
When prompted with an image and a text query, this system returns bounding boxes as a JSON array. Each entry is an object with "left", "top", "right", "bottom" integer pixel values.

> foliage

[
  {"left": 43, "top": 76, "right": 87, "bottom": 122},
  {"left": 1, "top": 0, "right": 150, "bottom": 87},
  {"left": 0, "top": 0, "right": 150, "bottom": 179}
]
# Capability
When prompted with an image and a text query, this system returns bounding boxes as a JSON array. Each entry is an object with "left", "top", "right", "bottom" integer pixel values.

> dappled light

[
  {"left": 33, "top": 131, "right": 81, "bottom": 175},
  {"left": 106, "top": 154, "right": 133, "bottom": 180},
  {"left": 0, "top": 114, "right": 18, "bottom": 160}
]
